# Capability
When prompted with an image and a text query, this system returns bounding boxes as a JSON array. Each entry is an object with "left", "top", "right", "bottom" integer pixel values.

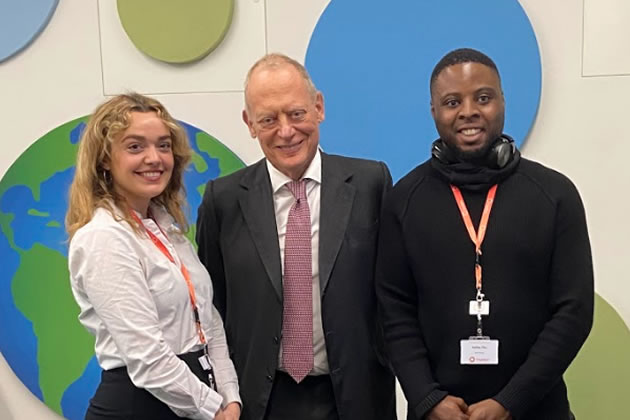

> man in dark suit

[{"left": 196, "top": 53, "right": 396, "bottom": 420}]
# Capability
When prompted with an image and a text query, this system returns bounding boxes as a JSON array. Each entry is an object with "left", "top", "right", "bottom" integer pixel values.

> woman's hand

[{"left": 216, "top": 402, "right": 240, "bottom": 420}]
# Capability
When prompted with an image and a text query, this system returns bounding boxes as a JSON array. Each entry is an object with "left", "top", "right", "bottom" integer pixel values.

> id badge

[
  {"left": 469, "top": 300, "right": 490, "bottom": 316},
  {"left": 460, "top": 338, "right": 499, "bottom": 365},
  {"left": 198, "top": 354, "right": 212, "bottom": 371},
  {"left": 198, "top": 354, "right": 217, "bottom": 390}
]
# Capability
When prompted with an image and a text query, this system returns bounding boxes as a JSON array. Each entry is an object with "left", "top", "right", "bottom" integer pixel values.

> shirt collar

[{"left": 266, "top": 149, "right": 322, "bottom": 194}]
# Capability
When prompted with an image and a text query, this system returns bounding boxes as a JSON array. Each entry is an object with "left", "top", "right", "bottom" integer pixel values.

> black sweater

[{"left": 376, "top": 158, "right": 593, "bottom": 420}]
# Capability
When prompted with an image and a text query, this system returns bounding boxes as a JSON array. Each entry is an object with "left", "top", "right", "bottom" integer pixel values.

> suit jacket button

[
  {"left": 273, "top": 336, "right": 279, "bottom": 344},
  {"left": 266, "top": 374, "right": 274, "bottom": 382}
]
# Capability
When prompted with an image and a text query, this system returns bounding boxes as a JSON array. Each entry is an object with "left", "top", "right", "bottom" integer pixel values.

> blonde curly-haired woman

[{"left": 66, "top": 93, "right": 241, "bottom": 420}]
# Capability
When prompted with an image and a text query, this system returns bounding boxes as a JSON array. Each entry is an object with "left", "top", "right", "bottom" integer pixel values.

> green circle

[
  {"left": 117, "top": 0, "right": 234, "bottom": 64},
  {"left": 566, "top": 294, "right": 630, "bottom": 419}
]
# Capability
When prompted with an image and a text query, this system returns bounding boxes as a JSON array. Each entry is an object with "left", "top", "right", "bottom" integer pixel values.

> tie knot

[{"left": 287, "top": 179, "right": 307, "bottom": 202}]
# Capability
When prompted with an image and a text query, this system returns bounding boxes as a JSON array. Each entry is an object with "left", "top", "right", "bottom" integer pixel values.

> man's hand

[
  {"left": 467, "top": 399, "right": 512, "bottom": 420},
  {"left": 426, "top": 395, "right": 470, "bottom": 420}
]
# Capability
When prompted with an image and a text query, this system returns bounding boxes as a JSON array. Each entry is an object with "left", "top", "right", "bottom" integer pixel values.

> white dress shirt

[
  {"left": 68, "top": 205, "right": 240, "bottom": 420},
  {"left": 266, "top": 150, "right": 330, "bottom": 375}
]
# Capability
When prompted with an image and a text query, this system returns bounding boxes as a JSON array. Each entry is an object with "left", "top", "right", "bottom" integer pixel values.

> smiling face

[
  {"left": 243, "top": 63, "right": 324, "bottom": 180},
  {"left": 105, "top": 111, "right": 174, "bottom": 216},
  {"left": 431, "top": 62, "right": 505, "bottom": 161}
]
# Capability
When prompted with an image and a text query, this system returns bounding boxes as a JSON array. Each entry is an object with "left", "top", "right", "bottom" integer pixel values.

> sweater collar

[{"left": 430, "top": 142, "right": 521, "bottom": 191}]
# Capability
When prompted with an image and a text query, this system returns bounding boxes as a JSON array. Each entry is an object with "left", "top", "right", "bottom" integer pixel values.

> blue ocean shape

[
  {"left": 70, "top": 122, "right": 86, "bottom": 145},
  {"left": 61, "top": 356, "right": 100, "bottom": 420},
  {"left": 180, "top": 123, "right": 220, "bottom": 223},
  {"left": 2, "top": 167, "right": 74, "bottom": 256},
  {"left": 0, "top": 227, "right": 43, "bottom": 399}
]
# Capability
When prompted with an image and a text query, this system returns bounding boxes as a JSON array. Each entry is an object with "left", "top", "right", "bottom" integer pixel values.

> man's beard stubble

[{"left": 452, "top": 137, "right": 497, "bottom": 165}]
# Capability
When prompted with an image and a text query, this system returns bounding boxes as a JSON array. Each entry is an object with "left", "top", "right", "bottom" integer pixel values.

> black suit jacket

[{"left": 197, "top": 153, "right": 396, "bottom": 420}]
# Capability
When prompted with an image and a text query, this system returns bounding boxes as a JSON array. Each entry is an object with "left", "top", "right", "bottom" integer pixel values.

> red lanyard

[
  {"left": 450, "top": 184, "right": 498, "bottom": 292},
  {"left": 130, "top": 210, "right": 207, "bottom": 347}
]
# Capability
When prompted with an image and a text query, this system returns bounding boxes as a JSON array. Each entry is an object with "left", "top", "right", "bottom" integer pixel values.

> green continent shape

[
  {"left": 0, "top": 117, "right": 86, "bottom": 249},
  {"left": 187, "top": 131, "right": 245, "bottom": 246},
  {"left": 28, "top": 209, "right": 50, "bottom": 217},
  {"left": 190, "top": 149, "right": 208, "bottom": 173},
  {"left": 11, "top": 244, "right": 95, "bottom": 415},
  {"left": 196, "top": 130, "right": 244, "bottom": 187},
  {"left": 566, "top": 294, "right": 630, "bottom": 418},
  {"left": 0, "top": 117, "right": 85, "bottom": 200}
]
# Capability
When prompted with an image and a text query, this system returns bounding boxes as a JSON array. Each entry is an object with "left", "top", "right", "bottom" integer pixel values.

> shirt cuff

[{"left": 185, "top": 389, "right": 223, "bottom": 420}]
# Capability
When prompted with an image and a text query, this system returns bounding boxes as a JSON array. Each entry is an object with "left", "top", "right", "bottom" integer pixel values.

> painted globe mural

[{"left": 0, "top": 117, "right": 244, "bottom": 419}]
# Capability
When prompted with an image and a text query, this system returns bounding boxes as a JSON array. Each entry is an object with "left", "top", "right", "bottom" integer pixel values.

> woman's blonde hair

[{"left": 65, "top": 93, "right": 191, "bottom": 239}]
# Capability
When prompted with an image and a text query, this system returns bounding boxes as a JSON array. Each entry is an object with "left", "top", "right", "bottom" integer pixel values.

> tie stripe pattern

[{"left": 282, "top": 179, "right": 314, "bottom": 383}]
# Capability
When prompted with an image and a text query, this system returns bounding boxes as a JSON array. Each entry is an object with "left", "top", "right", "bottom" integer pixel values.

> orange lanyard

[
  {"left": 450, "top": 184, "right": 498, "bottom": 292},
  {"left": 129, "top": 211, "right": 207, "bottom": 348}
]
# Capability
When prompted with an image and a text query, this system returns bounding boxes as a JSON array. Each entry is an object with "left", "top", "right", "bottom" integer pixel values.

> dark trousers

[
  {"left": 264, "top": 371, "right": 339, "bottom": 420},
  {"left": 86, "top": 350, "right": 209, "bottom": 420}
]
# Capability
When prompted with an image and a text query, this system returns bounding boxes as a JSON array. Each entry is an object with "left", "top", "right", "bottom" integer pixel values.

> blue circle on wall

[
  {"left": 0, "top": 0, "right": 59, "bottom": 63},
  {"left": 306, "top": 0, "right": 541, "bottom": 181}
]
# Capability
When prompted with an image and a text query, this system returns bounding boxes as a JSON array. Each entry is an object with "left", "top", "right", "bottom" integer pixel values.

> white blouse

[{"left": 69, "top": 205, "right": 240, "bottom": 419}]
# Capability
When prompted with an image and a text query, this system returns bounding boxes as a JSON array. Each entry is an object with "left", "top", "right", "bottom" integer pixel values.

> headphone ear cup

[
  {"left": 487, "top": 136, "right": 515, "bottom": 168},
  {"left": 431, "top": 139, "right": 455, "bottom": 164}
]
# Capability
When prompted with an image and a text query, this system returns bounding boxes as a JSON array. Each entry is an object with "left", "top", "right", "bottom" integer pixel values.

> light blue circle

[
  {"left": 306, "top": 0, "right": 541, "bottom": 181},
  {"left": 0, "top": 0, "right": 59, "bottom": 62}
]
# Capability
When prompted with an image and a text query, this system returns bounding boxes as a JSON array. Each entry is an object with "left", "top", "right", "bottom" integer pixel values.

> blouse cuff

[{"left": 220, "top": 384, "right": 242, "bottom": 409}]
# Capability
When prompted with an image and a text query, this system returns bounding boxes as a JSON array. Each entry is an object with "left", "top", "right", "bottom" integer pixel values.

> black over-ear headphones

[{"left": 431, "top": 135, "right": 516, "bottom": 169}]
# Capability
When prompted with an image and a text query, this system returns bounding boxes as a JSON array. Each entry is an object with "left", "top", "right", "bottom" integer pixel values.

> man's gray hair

[{"left": 244, "top": 53, "right": 318, "bottom": 111}]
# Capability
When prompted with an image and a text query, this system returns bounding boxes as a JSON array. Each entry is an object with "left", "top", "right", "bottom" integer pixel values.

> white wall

[
  {"left": 1, "top": 0, "right": 628, "bottom": 418},
  {"left": 520, "top": 0, "right": 630, "bottom": 327}
]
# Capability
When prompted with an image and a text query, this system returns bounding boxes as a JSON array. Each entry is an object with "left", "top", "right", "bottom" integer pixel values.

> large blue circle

[{"left": 306, "top": 0, "right": 541, "bottom": 181}]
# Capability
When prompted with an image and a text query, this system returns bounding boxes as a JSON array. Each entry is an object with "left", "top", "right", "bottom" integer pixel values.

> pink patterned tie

[{"left": 282, "top": 179, "right": 313, "bottom": 383}]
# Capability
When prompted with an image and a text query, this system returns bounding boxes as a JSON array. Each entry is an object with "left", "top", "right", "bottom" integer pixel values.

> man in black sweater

[{"left": 376, "top": 48, "right": 593, "bottom": 420}]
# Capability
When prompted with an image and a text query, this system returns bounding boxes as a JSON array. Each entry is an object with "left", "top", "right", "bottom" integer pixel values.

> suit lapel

[
  {"left": 319, "top": 153, "right": 355, "bottom": 295},
  {"left": 238, "top": 160, "right": 283, "bottom": 301}
]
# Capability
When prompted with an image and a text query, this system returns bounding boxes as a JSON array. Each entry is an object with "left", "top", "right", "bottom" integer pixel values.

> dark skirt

[{"left": 86, "top": 349, "right": 210, "bottom": 420}]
